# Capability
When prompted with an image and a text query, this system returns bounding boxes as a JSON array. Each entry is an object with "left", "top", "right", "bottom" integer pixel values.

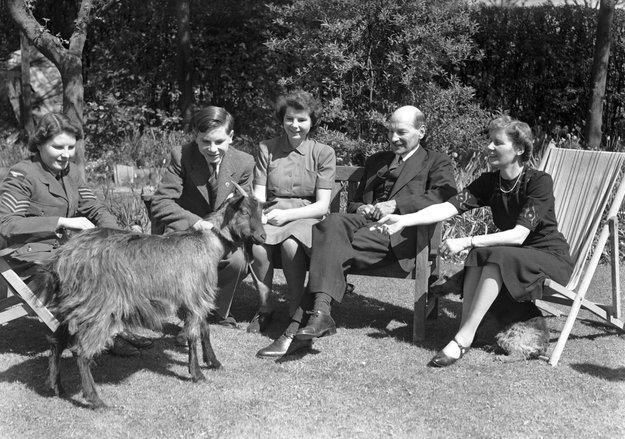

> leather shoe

[
  {"left": 295, "top": 311, "right": 336, "bottom": 340},
  {"left": 247, "top": 310, "right": 274, "bottom": 334},
  {"left": 256, "top": 333, "right": 312, "bottom": 358},
  {"left": 108, "top": 336, "right": 140, "bottom": 357},
  {"left": 118, "top": 331, "right": 153, "bottom": 349},
  {"left": 428, "top": 338, "right": 470, "bottom": 367}
]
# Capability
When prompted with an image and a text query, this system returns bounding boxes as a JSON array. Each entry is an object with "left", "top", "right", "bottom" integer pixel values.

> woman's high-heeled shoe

[{"left": 428, "top": 338, "right": 470, "bottom": 368}]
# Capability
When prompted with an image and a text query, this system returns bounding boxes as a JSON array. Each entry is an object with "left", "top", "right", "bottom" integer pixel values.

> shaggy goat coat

[
  {"left": 32, "top": 191, "right": 265, "bottom": 408},
  {"left": 42, "top": 228, "right": 224, "bottom": 358}
]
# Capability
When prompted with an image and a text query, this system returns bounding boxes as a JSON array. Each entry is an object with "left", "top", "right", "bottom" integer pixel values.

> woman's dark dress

[{"left": 448, "top": 167, "right": 574, "bottom": 301}]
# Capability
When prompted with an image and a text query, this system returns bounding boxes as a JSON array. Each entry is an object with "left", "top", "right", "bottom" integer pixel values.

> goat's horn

[{"left": 230, "top": 181, "right": 249, "bottom": 197}]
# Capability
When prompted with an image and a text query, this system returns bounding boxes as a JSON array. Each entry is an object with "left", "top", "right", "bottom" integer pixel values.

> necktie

[{"left": 208, "top": 164, "right": 218, "bottom": 210}]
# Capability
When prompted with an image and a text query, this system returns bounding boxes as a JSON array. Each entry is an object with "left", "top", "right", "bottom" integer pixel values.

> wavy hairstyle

[
  {"left": 275, "top": 90, "right": 322, "bottom": 129},
  {"left": 28, "top": 112, "right": 82, "bottom": 153},
  {"left": 488, "top": 116, "right": 534, "bottom": 163}
]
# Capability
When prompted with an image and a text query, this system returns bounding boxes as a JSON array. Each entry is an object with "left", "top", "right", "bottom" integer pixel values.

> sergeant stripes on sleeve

[
  {"left": 1, "top": 192, "right": 30, "bottom": 213},
  {"left": 78, "top": 188, "right": 97, "bottom": 200}
]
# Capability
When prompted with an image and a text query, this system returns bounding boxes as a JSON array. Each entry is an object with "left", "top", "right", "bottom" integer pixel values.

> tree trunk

[
  {"left": 585, "top": 0, "right": 616, "bottom": 149},
  {"left": 7, "top": 0, "right": 94, "bottom": 180},
  {"left": 176, "top": 0, "right": 194, "bottom": 129},
  {"left": 19, "top": 31, "right": 34, "bottom": 138}
]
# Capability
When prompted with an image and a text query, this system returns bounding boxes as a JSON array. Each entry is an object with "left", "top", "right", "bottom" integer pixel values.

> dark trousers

[{"left": 307, "top": 213, "right": 398, "bottom": 303}]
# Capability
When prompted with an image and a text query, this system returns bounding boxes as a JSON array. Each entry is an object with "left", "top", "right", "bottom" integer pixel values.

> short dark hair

[
  {"left": 275, "top": 90, "right": 322, "bottom": 128},
  {"left": 488, "top": 116, "right": 534, "bottom": 162},
  {"left": 29, "top": 112, "right": 82, "bottom": 153},
  {"left": 191, "top": 106, "right": 234, "bottom": 133}
]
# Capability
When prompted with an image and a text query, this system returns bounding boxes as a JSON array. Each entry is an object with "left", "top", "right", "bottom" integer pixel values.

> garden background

[
  {"left": 0, "top": 2, "right": 624, "bottom": 437},
  {"left": 2, "top": 0, "right": 625, "bottom": 236}
]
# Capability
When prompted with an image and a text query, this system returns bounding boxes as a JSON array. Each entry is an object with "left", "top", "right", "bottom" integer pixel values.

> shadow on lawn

[
  {"left": 570, "top": 363, "right": 625, "bottom": 382},
  {"left": 0, "top": 320, "right": 224, "bottom": 408},
  {"left": 230, "top": 279, "right": 464, "bottom": 351}
]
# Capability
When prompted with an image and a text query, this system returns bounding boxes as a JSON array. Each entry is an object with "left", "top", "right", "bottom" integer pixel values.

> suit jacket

[
  {"left": 0, "top": 157, "right": 118, "bottom": 262},
  {"left": 149, "top": 142, "right": 255, "bottom": 233},
  {"left": 347, "top": 148, "right": 457, "bottom": 272}
]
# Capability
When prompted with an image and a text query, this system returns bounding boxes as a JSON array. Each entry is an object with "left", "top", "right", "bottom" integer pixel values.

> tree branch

[
  {"left": 69, "top": 0, "right": 95, "bottom": 55},
  {"left": 6, "top": 0, "right": 65, "bottom": 66}
]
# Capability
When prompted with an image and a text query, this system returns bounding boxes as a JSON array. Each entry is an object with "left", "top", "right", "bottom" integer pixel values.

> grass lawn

[{"left": 0, "top": 263, "right": 623, "bottom": 438}]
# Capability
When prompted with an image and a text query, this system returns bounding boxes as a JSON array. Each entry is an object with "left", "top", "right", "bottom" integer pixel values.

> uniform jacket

[
  {"left": 348, "top": 148, "right": 457, "bottom": 272},
  {"left": 149, "top": 142, "right": 255, "bottom": 233},
  {"left": 0, "top": 157, "right": 118, "bottom": 262}
]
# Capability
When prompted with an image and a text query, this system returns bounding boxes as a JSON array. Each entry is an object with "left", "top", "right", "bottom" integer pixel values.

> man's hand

[
  {"left": 192, "top": 219, "right": 215, "bottom": 232},
  {"left": 265, "top": 208, "right": 292, "bottom": 226},
  {"left": 57, "top": 217, "right": 96, "bottom": 231},
  {"left": 356, "top": 204, "right": 375, "bottom": 218},
  {"left": 369, "top": 214, "right": 406, "bottom": 235},
  {"left": 370, "top": 200, "right": 397, "bottom": 220}
]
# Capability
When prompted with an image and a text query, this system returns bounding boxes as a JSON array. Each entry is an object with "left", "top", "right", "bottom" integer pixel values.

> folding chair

[
  {"left": 0, "top": 251, "right": 59, "bottom": 332},
  {"left": 535, "top": 144, "right": 625, "bottom": 366}
]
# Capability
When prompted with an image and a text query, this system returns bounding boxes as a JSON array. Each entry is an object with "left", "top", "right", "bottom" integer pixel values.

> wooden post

[{"left": 413, "top": 226, "right": 430, "bottom": 342}]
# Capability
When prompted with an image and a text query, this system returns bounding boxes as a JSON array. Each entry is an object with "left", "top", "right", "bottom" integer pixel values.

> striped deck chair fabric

[{"left": 537, "top": 144, "right": 625, "bottom": 366}]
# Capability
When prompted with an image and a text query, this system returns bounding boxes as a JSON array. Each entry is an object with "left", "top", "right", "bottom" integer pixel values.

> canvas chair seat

[{"left": 535, "top": 144, "right": 625, "bottom": 366}]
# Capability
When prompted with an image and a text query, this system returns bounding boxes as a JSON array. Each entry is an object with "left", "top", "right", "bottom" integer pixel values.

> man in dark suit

[
  {"left": 149, "top": 106, "right": 255, "bottom": 329},
  {"left": 257, "top": 105, "right": 457, "bottom": 357}
]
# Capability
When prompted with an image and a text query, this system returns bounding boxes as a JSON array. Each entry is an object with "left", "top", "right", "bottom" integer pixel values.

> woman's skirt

[
  {"left": 263, "top": 197, "right": 320, "bottom": 250},
  {"left": 464, "top": 246, "right": 573, "bottom": 301}
]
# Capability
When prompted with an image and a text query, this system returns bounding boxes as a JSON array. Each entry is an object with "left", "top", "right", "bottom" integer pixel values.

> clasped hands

[
  {"left": 262, "top": 208, "right": 291, "bottom": 226},
  {"left": 357, "top": 200, "right": 396, "bottom": 221}
]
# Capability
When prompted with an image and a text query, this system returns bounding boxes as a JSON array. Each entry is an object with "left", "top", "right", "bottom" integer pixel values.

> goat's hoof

[
  {"left": 191, "top": 373, "right": 207, "bottom": 382},
  {"left": 53, "top": 385, "right": 66, "bottom": 397},
  {"left": 207, "top": 361, "right": 222, "bottom": 370},
  {"left": 89, "top": 399, "right": 108, "bottom": 410}
]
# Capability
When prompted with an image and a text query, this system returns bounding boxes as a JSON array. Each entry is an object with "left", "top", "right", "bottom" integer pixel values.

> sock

[
  {"left": 285, "top": 318, "right": 301, "bottom": 336},
  {"left": 313, "top": 292, "right": 332, "bottom": 314}
]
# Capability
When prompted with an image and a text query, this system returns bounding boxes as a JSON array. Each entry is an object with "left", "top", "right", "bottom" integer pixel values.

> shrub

[{"left": 265, "top": 0, "right": 488, "bottom": 157}]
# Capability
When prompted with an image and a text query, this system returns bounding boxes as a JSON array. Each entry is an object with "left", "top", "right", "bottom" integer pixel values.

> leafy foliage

[
  {"left": 461, "top": 4, "right": 625, "bottom": 148},
  {"left": 264, "top": 0, "right": 489, "bottom": 160}
]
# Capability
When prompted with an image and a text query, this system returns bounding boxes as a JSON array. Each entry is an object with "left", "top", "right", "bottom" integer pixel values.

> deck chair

[
  {"left": 535, "top": 144, "right": 625, "bottom": 366},
  {"left": 0, "top": 251, "right": 59, "bottom": 332}
]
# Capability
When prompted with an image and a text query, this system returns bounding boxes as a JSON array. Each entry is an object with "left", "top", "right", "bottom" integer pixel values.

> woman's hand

[
  {"left": 265, "top": 209, "right": 292, "bottom": 226},
  {"left": 439, "top": 237, "right": 472, "bottom": 257},
  {"left": 57, "top": 217, "right": 96, "bottom": 231},
  {"left": 369, "top": 214, "right": 406, "bottom": 235}
]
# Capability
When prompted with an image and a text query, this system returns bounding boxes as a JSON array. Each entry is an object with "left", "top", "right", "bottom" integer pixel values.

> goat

[{"left": 32, "top": 182, "right": 265, "bottom": 408}]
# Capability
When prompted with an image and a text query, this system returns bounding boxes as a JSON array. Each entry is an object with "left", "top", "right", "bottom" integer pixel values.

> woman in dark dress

[{"left": 373, "top": 116, "right": 573, "bottom": 367}]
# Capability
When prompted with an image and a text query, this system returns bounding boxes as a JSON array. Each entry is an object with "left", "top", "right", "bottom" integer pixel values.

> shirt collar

[
  {"left": 399, "top": 144, "right": 420, "bottom": 162},
  {"left": 33, "top": 154, "right": 69, "bottom": 180},
  {"left": 279, "top": 134, "right": 309, "bottom": 155}
]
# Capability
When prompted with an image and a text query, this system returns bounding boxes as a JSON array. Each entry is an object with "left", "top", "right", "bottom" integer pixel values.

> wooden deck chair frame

[
  {"left": 535, "top": 144, "right": 625, "bottom": 366},
  {"left": 0, "top": 253, "right": 60, "bottom": 332}
]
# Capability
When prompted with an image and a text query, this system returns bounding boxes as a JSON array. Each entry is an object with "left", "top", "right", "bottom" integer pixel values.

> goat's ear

[{"left": 230, "top": 181, "right": 249, "bottom": 197}]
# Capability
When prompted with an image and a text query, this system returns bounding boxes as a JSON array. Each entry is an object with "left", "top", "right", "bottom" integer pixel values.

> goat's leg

[
  {"left": 47, "top": 325, "right": 70, "bottom": 397},
  {"left": 200, "top": 320, "right": 222, "bottom": 370},
  {"left": 74, "top": 352, "right": 106, "bottom": 409},
  {"left": 186, "top": 314, "right": 206, "bottom": 382}
]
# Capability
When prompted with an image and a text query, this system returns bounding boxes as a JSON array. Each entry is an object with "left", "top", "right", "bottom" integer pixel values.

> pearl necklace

[{"left": 499, "top": 169, "right": 523, "bottom": 194}]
